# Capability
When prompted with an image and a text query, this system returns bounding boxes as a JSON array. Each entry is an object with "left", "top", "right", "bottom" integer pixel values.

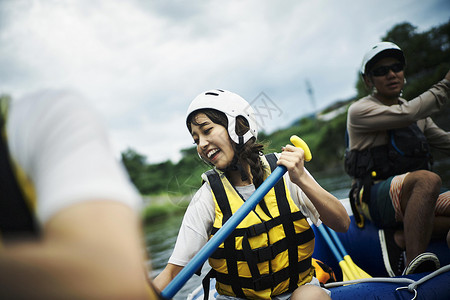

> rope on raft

[{"left": 324, "top": 264, "right": 450, "bottom": 300}]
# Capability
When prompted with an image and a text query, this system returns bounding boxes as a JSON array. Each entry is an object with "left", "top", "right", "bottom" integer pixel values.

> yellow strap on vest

[
  {"left": 0, "top": 97, "right": 37, "bottom": 212},
  {"left": 0, "top": 96, "right": 38, "bottom": 240},
  {"left": 2, "top": 97, "right": 37, "bottom": 212}
]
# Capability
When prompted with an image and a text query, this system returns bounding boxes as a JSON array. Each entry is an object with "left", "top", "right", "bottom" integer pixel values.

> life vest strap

[
  {"left": 205, "top": 169, "right": 233, "bottom": 223},
  {"left": 210, "top": 226, "right": 314, "bottom": 263},
  {"left": 214, "top": 256, "right": 312, "bottom": 291},
  {"left": 210, "top": 210, "right": 305, "bottom": 237},
  {"left": 201, "top": 269, "right": 216, "bottom": 300},
  {"left": 266, "top": 152, "right": 302, "bottom": 291},
  {"left": 248, "top": 209, "right": 304, "bottom": 237}
]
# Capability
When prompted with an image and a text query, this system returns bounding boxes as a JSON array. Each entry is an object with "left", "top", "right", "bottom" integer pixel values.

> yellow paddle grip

[{"left": 290, "top": 135, "right": 312, "bottom": 162}]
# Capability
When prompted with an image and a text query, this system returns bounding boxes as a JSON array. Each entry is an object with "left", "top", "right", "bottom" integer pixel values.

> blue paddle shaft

[
  {"left": 161, "top": 166, "right": 287, "bottom": 299},
  {"left": 316, "top": 225, "right": 344, "bottom": 262},
  {"left": 326, "top": 226, "right": 348, "bottom": 257}
]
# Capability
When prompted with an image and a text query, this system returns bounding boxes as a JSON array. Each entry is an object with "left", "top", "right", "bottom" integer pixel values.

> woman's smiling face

[{"left": 190, "top": 112, "right": 235, "bottom": 170}]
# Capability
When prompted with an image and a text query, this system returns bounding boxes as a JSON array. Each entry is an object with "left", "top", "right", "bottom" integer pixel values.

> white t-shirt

[
  {"left": 168, "top": 163, "right": 321, "bottom": 267},
  {"left": 6, "top": 89, "right": 142, "bottom": 225}
]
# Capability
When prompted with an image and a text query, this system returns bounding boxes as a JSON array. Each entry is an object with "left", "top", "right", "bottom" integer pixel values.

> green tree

[
  {"left": 123, "top": 20, "right": 450, "bottom": 196},
  {"left": 121, "top": 148, "right": 149, "bottom": 194},
  {"left": 356, "top": 20, "right": 450, "bottom": 100}
]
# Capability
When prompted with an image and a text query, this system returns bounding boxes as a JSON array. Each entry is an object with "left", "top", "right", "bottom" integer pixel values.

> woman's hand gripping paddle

[
  {"left": 160, "top": 135, "right": 311, "bottom": 299},
  {"left": 290, "top": 135, "right": 312, "bottom": 162}
]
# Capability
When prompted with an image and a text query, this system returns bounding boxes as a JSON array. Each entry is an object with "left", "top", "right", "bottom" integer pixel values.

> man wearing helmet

[
  {"left": 155, "top": 89, "right": 350, "bottom": 299},
  {"left": 345, "top": 42, "right": 450, "bottom": 277}
]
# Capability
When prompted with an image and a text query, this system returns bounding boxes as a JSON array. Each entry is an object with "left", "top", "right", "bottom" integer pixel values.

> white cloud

[{"left": 1, "top": 0, "right": 449, "bottom": 163}]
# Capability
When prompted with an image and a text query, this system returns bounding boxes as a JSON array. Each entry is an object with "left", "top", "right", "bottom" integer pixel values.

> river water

[{"left": 145, "top": 159, "right": 450, "bottom": 299}]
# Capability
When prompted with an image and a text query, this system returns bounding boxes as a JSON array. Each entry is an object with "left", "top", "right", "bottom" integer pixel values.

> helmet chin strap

[
  {"left": 235, "top": 142, "right": 249, "bottom": 182},
  {"left": 220, "top": 140, "right": 249, "bottom": 182}
]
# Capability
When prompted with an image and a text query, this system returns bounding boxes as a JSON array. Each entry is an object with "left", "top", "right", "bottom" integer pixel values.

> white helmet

[
  {"left": 186, "top": 89, "right": 258, "bottom": 145},
  {"left": 361, "top": 41, "right": 405, "bottom": 75}
]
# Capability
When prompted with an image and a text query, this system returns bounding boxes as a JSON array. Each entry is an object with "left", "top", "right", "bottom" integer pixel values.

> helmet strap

[
  {"left": 237, "top": 163, "right": 249, "bottom": 182},
  {"left": 222, "top": 146, "right": 249, "bottom": 183}
]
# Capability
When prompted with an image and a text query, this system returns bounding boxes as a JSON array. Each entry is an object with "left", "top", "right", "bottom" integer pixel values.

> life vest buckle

[
  {"left": 253, "top": 245, "right": 276, "bottom": 262},
  {"left": 253, "top": 273, "right": 275, "bottom": 291},
  {"left": 247, "top": 222, "right": 268, "bottom": 237}
]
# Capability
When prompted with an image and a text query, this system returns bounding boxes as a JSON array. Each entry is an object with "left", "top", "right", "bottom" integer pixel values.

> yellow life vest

[
  {"left": 206, "top": 153, "right": 315, "bottom": 299},
  {"left": 0, "top": 96, "right": 39, "bottom": 241}
]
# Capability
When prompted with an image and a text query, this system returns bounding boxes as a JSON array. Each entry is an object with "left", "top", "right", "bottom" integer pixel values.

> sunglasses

[{"left": 371, "top": 63, "right": 404, "bottom": 77}]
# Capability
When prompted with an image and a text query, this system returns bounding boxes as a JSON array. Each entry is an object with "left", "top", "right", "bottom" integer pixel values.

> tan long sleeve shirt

[{"left": 347, "top": 79, "right": 450, "bottom": 155}]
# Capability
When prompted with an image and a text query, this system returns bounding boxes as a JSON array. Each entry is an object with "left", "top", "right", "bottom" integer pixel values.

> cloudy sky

[{"left": 1, "top": 0, "right": 449, "bottom": 163}]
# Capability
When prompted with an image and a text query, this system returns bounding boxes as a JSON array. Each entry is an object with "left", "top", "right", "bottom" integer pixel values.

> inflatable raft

[{"left": 187, "top": 198, "right": 450, "bottom": 300}]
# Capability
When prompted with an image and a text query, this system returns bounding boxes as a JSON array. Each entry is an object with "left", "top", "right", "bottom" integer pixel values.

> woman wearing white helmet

[
  {"left": 155, "top": 89, "right": 350, "bottom": 299},
  {"left": 345, "top": 41, "right": 450, "bottom": 277}
]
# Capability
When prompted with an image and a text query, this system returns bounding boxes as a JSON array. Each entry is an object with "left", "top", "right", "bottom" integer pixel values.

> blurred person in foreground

[
  {"left": 345, "top": 41, "right": 450, "bottom": 277},
  {"left": 0, "top": 90, "right": 160, "bottom": 299}
]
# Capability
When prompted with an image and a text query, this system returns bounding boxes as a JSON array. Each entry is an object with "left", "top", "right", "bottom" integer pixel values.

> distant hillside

[{"left": 122, "top": 20, "right": 450, "bottom": 196}]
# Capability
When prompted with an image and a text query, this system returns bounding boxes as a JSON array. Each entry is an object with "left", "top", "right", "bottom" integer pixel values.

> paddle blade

[
  {"left": 338, "top": 261, "right": 354, "bottom": 282},
  {"left": 325, "top": 225, "right": 372, "bottom": 280},
  {"left": 343, "top": 255, "right": 372, "bottom": 279}
]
